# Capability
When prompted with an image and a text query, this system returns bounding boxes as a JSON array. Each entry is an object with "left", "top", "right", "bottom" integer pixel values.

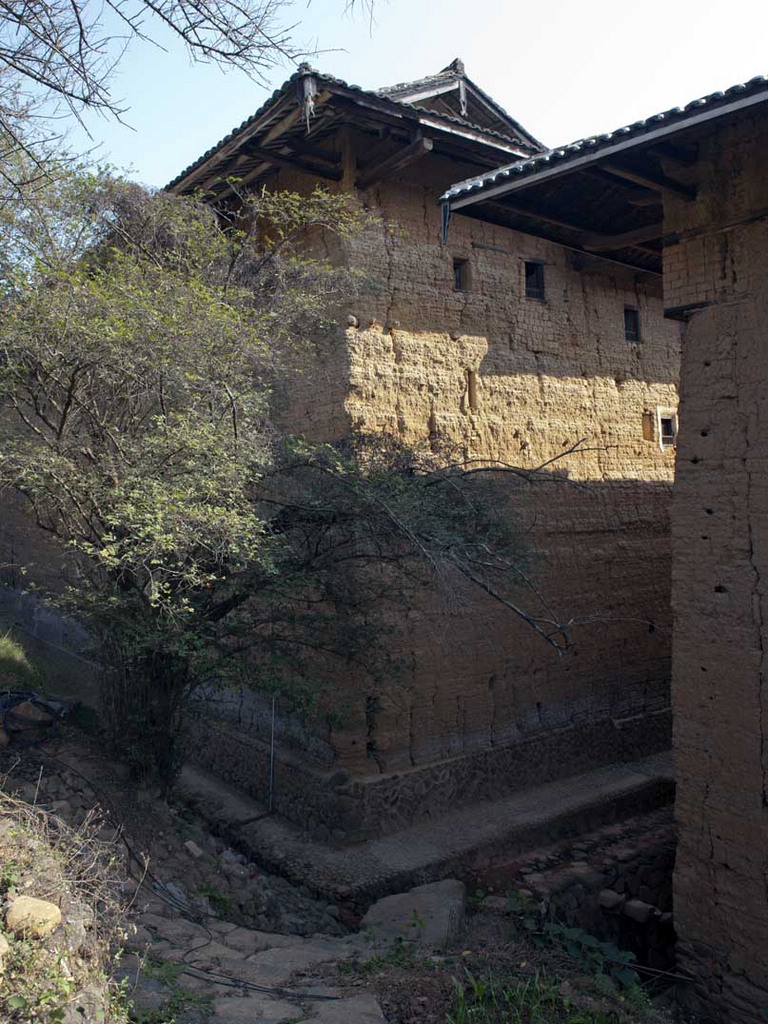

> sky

[{"left": 66, "top": 0, "right": 768, "bottom": 190}]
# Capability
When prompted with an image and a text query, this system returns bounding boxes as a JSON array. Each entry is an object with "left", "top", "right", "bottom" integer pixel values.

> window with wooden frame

[
  {"left": 624, "top": 306, "right": 640, "bottom": 342},
  {"left": 657, "top": 408, "right": 678, "bottom": 450},
  {"left": 524, "top": 260, "right": 546, "bottom": 300},
  {"left": 453, "top": 258, "right": 470, "bottom": 292}
]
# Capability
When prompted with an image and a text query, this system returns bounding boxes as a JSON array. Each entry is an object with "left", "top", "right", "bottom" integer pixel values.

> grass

[
  {"left": 0, "top": 632, "right": 41, "bottom": 689},
  {"left": 0, "top": 608, "right": 102, "bottom": 709},
  {"left": 446, "top": 966, "right": 653, "bottom": 1024},
  {"left": 362, "top": 936, "right": 417, "bottom": 973}
]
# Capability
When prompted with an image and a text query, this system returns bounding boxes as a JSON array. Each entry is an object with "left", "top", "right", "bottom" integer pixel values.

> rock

[
  {"left": 184, "top": 840, "right": 204, "bottom": 860},
  {"left": 124, "top": 924, "right": 153, "bottom": 953},
  {"left": 144, "top": 916, "right": 209, "bottom": 947},
  {"left": 360, "top": 879, "right": 467, "bottom": 949},
  {"left": 7, "top": 895, "right": 62, "bottom": 937},
  {"left": 221, "top": 860, "right": 249, "bottom": 882},
  {"left": 0, "top": 728, "right": 9, "bottom": 747},
  {"left": 239, "top": 940, "right": 347, "bottom": 986},
  {"left": 314, "top": 993, "right": 386, "bottom": 1023},
  {"left": 186, "top": 940, "right": 247, "bottom": 964},
  {"left": 62, "top": 983, "right": 107, "bottom": 1024},
  {"left": 221, "top": 927, "right": 292, "bottom": 956},
  {"left": 11, "top": 781, "right": 39, "bottom": 803},
  {"left": 623, "top": 898, "right": 658, "bottom": 924},
  {"left": 325, "top": 768, "right": 352, "bottom": 789},
  {"left": 127, "top": 975, "right": 170, "bottom": 1013},
  {"left": 6, "top": 700, "right": 54, "bottom": 731},
  {"left": 598, "top": 889, "right": 626, "bottom": 911},
  {"left": 0, "top": 932, "right": 10, "bottom": 969},
  {"left": 209, "top": 994, "right": 303, "bottom": 1023}
]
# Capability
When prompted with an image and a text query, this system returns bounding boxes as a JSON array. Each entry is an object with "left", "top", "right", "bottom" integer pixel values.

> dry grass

[{"left": 0, "top": 786, "right": 131, "bottom": 1023}]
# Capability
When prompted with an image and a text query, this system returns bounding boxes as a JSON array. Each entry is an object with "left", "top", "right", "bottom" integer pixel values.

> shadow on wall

[{"left": 183, "top": 474, "right": 675, "bottom": 839}]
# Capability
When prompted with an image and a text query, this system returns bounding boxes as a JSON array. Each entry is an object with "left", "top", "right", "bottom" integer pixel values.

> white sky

[{"left": 67, "top": 0, "right": 768, "bottom": 189}]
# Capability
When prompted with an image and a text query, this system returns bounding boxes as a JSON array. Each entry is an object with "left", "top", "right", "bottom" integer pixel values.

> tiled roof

[
  {"left": 166, "top": 63, "right": 528, "bottom": 192},
  {"left": 441, "top": 74, "right": 768, "bottom": 203},
  {"left": 377, "top": 58, "right": 465, "bottom": 98}
]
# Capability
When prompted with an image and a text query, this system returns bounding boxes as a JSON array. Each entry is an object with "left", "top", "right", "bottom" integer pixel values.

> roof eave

[
  {"left": 443, "top": 84, "right": 768, "bottom": 210},
  {"left": 168, "top": 71, "right": 530, "bottom": 194}
]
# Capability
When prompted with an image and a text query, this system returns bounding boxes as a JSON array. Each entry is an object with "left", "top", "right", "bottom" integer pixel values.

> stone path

[
  {"left": 179, "top": 751, "right": 675, "bottom": 903},
  {"left": 121, "top": 897, "right": 385, "bottom": 1023}
]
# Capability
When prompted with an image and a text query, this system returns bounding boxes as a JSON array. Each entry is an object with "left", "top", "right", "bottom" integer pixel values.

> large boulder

[{"left": 360, "top": 879, "right": 467, "bottom": 949}]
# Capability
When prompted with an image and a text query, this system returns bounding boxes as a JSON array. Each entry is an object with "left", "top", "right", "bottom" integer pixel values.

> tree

[
  {"left": 0, "top": 168, "right": 565, "bottom": 784},
  {"left": 0, "top": 0, "right": 369, "bottom": 199}
]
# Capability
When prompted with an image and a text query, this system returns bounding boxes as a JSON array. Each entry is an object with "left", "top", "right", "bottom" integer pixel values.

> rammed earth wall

[
  {"left": 261, "top": 147, "right": 681, "bottom": 781},
  {"left": 665, "top": 109, "right": 768, "bottom": 1023}
]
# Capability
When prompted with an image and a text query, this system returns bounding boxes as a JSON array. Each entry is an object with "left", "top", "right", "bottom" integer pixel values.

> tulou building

[{"left": 166, "top": 61, "right": 680, "bottom": 839}]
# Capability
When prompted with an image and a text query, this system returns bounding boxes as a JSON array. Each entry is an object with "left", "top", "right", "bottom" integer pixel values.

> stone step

[{"left": 177, "top": 751, "right": 674, "bottom": 910}]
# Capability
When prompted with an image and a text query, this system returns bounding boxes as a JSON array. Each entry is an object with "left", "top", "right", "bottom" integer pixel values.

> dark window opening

[
  {"left": 624, "top": 306, "right": 640, "bottom": 342},
  {"left": 660, "top": 416, "right": 676, "bottom": 447},
  {"left": 453, "top": 258, "right": 470, "bottom": 291},
  {"left": 524, "top": 260, "right": 545, "bottom": 300}
]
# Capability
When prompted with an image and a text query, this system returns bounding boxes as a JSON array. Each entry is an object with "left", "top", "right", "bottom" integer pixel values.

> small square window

[
  {"left": 453, "top": 258, "right": 470, "bottom": 291},
  {"left": 657, "top": 408, "right": 678, "bottom": 449},
  {"left": 525, "top": 260, "right": 545, "bottom": 300},
  {"left": 624, "top": 306, "right": 640, "bottom": 342}
]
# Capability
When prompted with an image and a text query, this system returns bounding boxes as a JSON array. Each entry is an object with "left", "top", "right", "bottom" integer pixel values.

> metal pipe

[{"left": 268, "top": 695, "right": 276, "bottom": 814}]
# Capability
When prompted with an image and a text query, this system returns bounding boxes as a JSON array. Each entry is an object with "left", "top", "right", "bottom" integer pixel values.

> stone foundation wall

[
  {"left": 188, "top": 702, "right": 670, "bottom": 841},
  {"left": 476, "top": 808, "right": 676, "bottom": 971}
]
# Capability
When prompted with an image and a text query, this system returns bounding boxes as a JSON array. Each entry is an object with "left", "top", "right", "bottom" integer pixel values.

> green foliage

[
  {"left": 362, "top": 935, "right": 416, "bottom": 973},
  {"left": 0, "top": 632, "right": 40, "bottom": 689},
  {"left": 504, "top": 891, "right": 641, "bottom": 993},
  {"left": 448, "top": 969, "right": 568, "bottom": 1024},
  {"left": 0, "top": 166, "right": 544, "bottom": 786},
  {"left": 447, "top": 965, "right": 650, "bottom": 1024},
  {"left": 195, "top": 883, "right": 231, "bottom": 916},
  {"left": 534, "top": 923, "right": 640, "bottom": 991}
]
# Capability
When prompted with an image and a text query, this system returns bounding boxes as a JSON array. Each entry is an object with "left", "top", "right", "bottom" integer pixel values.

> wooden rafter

[
  {"left": 481, "top": 198, "right": 660, "bottom": 255},
  {"left": 600, "top": 161, "right": 696, "bottom": 201},
  {"left": 261, "top": 91, "right": 332, "bottom": 146},
  {"left": 581, "top": 223, "right": 663, "bottom": 252},
  {"left": 356, "top": 135, "right": 434, "bottom": 190},
  {"left": 242, "top": 144, "right": 341, "bottom": 180}
]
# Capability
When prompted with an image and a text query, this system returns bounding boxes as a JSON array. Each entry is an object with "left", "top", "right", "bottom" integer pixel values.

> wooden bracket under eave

[{"left": 356, "top": 135, "right": 434, "bottom": 190}]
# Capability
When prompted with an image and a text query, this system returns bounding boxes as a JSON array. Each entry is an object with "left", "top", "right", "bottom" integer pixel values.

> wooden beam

[
  {"left": 484, "top": 199, "right": 594, "bottom": 235},
  {"left": 600, "top": 161, "right": 696, "bottom": 201},
  {"left": 580, "top": 166, "right": 657, "bottom": 197},
  {"left": 647, "top": 144, "right": 698, "bottom": 170},
  {"left": 581, "top": 223, "right": 663, "bottom": 252},
  {"left": 457, "top": 204, "right": 659, "bottom": 274},
  {"left": 170, "top": 93, "right": 294, "bottom": 191},
  {"left": 197, "top": 143, "right": 340, "bottom": 194},
  {"left": 480, "top": 198, "right": 661, "bottom": 254},
  {"left": 242, "top": 144, "right": 341, "bottom": 180},
  {"left": 628, "top": 195, "right": 663, "bottom": 208},
  {"left": 356, "top": 135, "right": 434, "bottom": 189}
]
